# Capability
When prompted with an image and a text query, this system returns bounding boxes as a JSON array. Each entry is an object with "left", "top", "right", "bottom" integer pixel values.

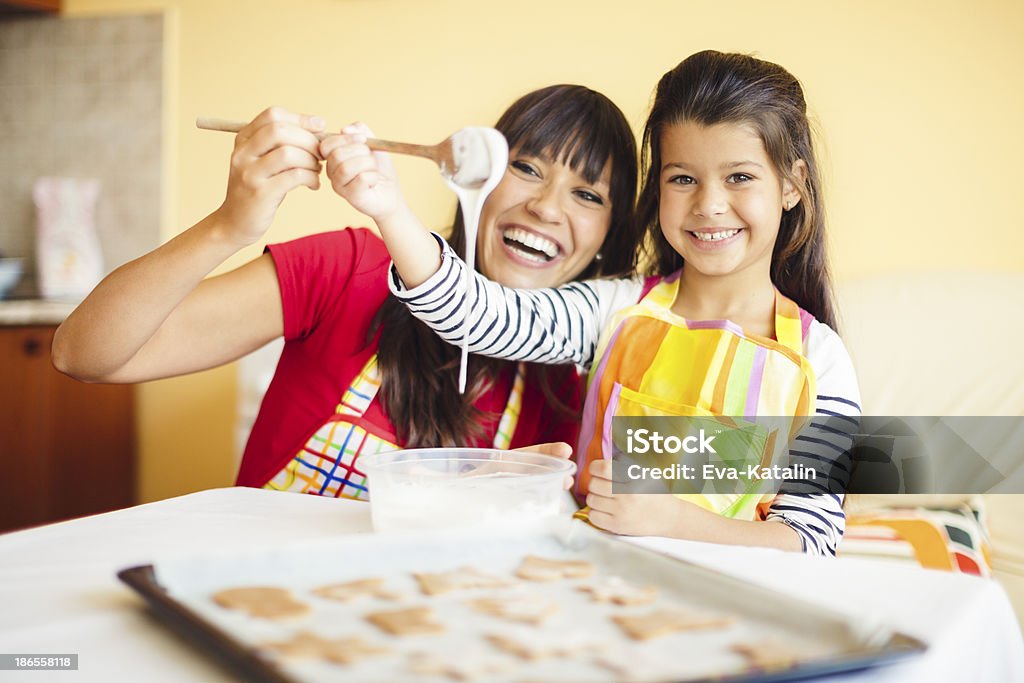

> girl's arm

[
  {"left": 52, "top": 107, "right": 323, "bottom": 383},
  {"left": 391, "top": 236, "right": 639, "bottom": 366},
  {"left": 762, "top": 322, "right": 862, "bottom": 556},
  {"left": 321, "top": 126, "right": 642, "bottom": 367},
  {"left": 585, "top": 468, "right": 806, "bottom": 551}
]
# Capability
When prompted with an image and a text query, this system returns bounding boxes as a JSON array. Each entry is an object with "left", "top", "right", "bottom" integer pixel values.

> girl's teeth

[
  {"left": 503, "top": 227, "right": 559, "bottom": 259},
  {"left": 692, "top": 229, "right": 739, "bottom": 242}
]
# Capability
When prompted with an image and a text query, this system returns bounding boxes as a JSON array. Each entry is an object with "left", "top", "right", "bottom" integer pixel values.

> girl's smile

[{"left": 686, "top": 227, "right": 744, "bottom": 250}]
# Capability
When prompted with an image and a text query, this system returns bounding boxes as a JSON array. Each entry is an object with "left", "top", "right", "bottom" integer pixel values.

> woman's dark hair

[
  {"left": 373, "top": 84, "right": 641, "bottom": 446},
  {"left": 637, "top": 50, "right": 836, "bottom": 329}
]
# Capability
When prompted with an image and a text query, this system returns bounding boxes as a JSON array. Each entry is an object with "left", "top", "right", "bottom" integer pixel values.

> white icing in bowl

[{"left": 360, "top": 448, "right": 575, "bottom": 532}]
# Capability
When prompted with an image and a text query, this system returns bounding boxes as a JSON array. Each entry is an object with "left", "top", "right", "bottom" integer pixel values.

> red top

[{"left": 235, "top": 228, "right": 582, "bottom": 487}]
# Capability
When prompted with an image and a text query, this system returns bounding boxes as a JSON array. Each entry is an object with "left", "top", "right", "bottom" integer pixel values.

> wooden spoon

[{"left": 196, "top": 117, "right": 499, "bottom": 188}]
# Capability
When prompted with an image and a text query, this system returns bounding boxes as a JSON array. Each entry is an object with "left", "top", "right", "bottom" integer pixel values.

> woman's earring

[{"left": 594, "top": 252, "right": 603, "bottom": 261}]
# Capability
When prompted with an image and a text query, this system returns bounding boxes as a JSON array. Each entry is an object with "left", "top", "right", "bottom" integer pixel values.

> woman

[{"left": 52, "top": 85, "right": 643, "bottom": 498}]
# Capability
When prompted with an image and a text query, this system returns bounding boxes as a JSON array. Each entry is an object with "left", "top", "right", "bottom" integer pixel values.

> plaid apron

[{"left": 264, "top": 354, "right": 526, "bottom": 499}]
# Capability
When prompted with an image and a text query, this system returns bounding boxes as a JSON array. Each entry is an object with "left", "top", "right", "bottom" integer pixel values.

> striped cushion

[{"left": 840, "top": 497, "right": 991, "bottom": 577}]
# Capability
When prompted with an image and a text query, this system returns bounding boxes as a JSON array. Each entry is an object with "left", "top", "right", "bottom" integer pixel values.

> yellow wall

[{"left": 62, "top": 0, "right": 1024, "bottom": 503}]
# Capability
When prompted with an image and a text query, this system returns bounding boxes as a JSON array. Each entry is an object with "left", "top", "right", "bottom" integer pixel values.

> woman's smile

[{"left": 500, "top": 225, "right": 563, "bottom": 265}]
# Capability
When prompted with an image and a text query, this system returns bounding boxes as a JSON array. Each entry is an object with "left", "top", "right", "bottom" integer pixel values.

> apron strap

[
  {"left": 636, "top": 273, "right": 807, "bottom": 356},
  {"left": 335, "top": 355, "right": 382, "bottom": 417},
  {"left": 773, "top": 290, "right": 806, "bottom": 355}
]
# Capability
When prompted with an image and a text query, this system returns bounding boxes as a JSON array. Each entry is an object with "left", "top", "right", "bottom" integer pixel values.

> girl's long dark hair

[
  {"left": 637, "top": 50, "right": 836, "bottom": 329},
  {"left": 373, "top": 85, "right": 641, "bottom": 447}
]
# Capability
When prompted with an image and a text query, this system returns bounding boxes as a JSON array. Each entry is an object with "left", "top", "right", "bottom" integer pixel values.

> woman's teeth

[
  {"left": 691, "top": 229, "right": 740, "bottom": 242},
  {"left": 503, "top": 227, "right": 559, "bottom": 261}
]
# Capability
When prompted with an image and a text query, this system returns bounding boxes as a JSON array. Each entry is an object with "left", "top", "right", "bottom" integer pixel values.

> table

[{"left": 0, "top": 487, "right": 1021, "bottom": 682}]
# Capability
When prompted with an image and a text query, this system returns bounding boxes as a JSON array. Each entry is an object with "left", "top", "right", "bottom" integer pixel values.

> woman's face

[{"left": 475, "top": 148, "right": 613, "bottom": 289}]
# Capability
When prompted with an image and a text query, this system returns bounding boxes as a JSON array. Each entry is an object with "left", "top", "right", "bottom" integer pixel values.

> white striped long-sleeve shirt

[{"left": 390, "top": 234, "right": 862, "bottom": 556}]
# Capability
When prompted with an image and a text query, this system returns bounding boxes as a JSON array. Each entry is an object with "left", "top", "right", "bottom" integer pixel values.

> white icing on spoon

[{"left": 440, "top": 127, "right": 508, "bottom": 394}]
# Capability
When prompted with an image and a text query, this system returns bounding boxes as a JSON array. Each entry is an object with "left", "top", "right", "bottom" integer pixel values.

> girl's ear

[{"left": 782, "top": 159, "right": 808, "bottom": 211}]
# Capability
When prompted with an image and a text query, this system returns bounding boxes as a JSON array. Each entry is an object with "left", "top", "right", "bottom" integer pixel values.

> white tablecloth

[{"left": 0, "top": 487, "right": 1021, "bottom": 682}]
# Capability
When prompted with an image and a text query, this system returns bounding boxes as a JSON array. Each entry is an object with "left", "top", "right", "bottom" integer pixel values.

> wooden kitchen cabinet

[
  {"left": 0, "top": 0, "right": 58, "bottom": 13},
  {"left": 0, "top": 325, "right": 135, "bottom": 533},
  {"left": 0, "top": 0, "right": 60, "bottom": 13}
]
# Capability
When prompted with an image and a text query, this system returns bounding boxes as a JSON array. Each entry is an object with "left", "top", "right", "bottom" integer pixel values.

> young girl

[
  {"left": 53, "top": 85, "right": 643, "bottom": 497},
  {"left": 325, "top": 52, "right": 859, "bottom": 556}
]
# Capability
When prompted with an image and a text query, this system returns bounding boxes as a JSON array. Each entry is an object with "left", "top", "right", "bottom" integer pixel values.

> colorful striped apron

[
  {"left": 575, "top": 272, "right": 817, "bottom": 520},
  {"left": 264, "top": 354, "right": 526, "bottom": 499}
]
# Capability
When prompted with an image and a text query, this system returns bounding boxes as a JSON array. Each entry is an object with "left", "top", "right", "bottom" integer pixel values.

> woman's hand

[
  {"left": 320, "top": 123, "right": 408, "bottom": 222},
  {"left": 513, "top": 442, "right": 574, "bottom": 490},
  {"left": 51, "top": 107, "right": 315, "bottom": 383},
  {"left": 214, "top": 107, "right": 325, "bottom": 248},
  {"left": 514, "top": 442, "right": 572, "bottom": 459}
]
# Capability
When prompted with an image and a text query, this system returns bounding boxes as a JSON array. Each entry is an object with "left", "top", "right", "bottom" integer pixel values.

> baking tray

[{"left": 118, "top": 519, "right": 925, "bottom": 682}]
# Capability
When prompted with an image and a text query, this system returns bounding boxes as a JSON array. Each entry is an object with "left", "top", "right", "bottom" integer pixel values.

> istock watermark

[
  {"left": 609, "top": 416, "right": 1024, "bottom": 496},
  {"left": 625, "top": 427, "right": 718, "bottom": 455}
]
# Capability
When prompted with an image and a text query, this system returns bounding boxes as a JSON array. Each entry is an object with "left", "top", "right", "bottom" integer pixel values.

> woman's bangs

[{"left": 505, "top": 109, "right": 611, "bottom": 186}]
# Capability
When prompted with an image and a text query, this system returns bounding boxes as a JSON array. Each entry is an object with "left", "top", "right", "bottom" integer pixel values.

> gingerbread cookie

[
  {"left": 365, "top": 606, "right": 445, "bottom": 636},
  {"left": 486, "top": 628, "right": 605, "bottom": 661},
  {"left": 468, "top": 594, "right": 560, "bottom": 625},
  {"left": 211, "top": 586, "right": 309, "bottom": 620},
  {"left": 731, "top": 639, "right": 801, "bottom": 671},
  {"left": 612, "top": 608, "right": 734, "bottom": 640},
  {"left": 406, "top": 651, "right": 511, "bottom": 680},
  {"left": 313, "top": 578, "right": 404, "bottom": 602},
  {"left": 262, "top": 631, "right": 390, "bottom": 665},
  {"left": 578, "top": 576, "right": 658, "bottom": 606},
  {"left": 414, "top": 566, "right": 514, "bottom": 596},
  {"left": 514, "top": 555, "right": 595, "bottom": 581}
]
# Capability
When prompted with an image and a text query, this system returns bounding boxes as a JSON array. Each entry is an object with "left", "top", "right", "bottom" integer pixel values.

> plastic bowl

[
  {"left": 360, "top": 448, "right": 575, "bottom": 532},
  {"left": 0, "top": 258, "right": 24, "bottom": 300}
]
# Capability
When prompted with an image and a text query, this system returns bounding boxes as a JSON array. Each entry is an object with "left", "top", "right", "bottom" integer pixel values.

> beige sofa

[{"left": 836, "top": 271, "right": 1024, "bottom": 627}]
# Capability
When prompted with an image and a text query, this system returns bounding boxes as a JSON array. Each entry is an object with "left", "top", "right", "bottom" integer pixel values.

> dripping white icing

[{"left": 440, "top": 127, "right": 508, "bottom": 394}]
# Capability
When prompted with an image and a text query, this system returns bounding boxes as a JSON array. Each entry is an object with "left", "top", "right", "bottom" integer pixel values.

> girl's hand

[
  {"left": 513, "top": 442, "right": 574, "bottom": 490},
  {"left": 322, "top": 122, "right": 440, "bottom": 289},
  {"left": 320, "top": 123, "right": 408, "bottom": 222},
  {"left": 214, "top": 107, "right": 325, "bottom": 248},
  {"left": 585, "top": 460, "right": 716, "bottom": 536},
  {"left": 585, "top": 461, "right": 804, "bottom": 551}
]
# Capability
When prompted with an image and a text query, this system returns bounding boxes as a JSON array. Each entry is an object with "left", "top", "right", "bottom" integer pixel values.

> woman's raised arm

[{"left": 52, "top": 107, "right": 323, "bottom": 383}]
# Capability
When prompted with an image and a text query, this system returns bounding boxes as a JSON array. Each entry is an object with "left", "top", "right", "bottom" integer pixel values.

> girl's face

[
  {"left": 476, "top": 148, "right": 613, "bottom": 289},
  {"left": 658, "top": 121, "right": 801, "bottom": 280}
]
